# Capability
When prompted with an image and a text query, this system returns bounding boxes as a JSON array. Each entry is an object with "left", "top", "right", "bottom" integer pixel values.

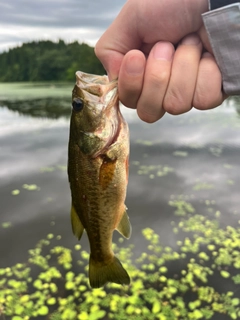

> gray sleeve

[{"left": 202, "top": 3, "right": 240, "bottom": 95}]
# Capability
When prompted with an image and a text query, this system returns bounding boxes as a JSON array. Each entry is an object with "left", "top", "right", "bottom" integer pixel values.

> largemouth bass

[{"left": 68, "top": 71, "right": 131, "bottom": 288}]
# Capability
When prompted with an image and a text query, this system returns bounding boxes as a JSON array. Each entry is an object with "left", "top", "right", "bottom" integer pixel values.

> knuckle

[
  {"left": 193, "top": 93, "right": 209, "bottom": 110},
  {"left": 137, "top": 105, "right": 163, "bottom": 123},
  {"left": 193, "top": 88, "right": 218, "bottom": 110},
  {"left": 119, "top": 82, "right": 142, "bottom": 109},
  {"left": 194, "top": 95, "right": 221, "bottom": 110},
  {"left": 193, "top": 65, "right": 223, "bottom": 110},
  {"left": 148, "top": 70, "right": 169, "bottom": 88},
  {"left": 164, "top": 88, "right": 190, "bottom": 115},
  {"left": 120, "top": 94, "right": 138, "bottom": 109},
  {"left": 137, "top": 110, "right": 158, "bottom": 123}
]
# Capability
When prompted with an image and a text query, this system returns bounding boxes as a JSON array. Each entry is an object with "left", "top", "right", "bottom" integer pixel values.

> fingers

[
  {"left": 118, "top": 33, "right": 225, "bottom": 123},
  {"left": 195, "top": 26, "right": 226, "bottom": 109},
  {"left": 118, "top": 42, "right": 175, "bottom": 123},
  {"left": 133, "top": 33, "right": 203, "bottom": 122},
  {"left": 193, "top": 52, "right": 226, "bottom": 110},
  {"left": 118, "top": 50, "right": 146, "bottom": 109},
  {"left": 163, "top": 34, "right": 202, "bottom": 115},
  {"left": 136, "top": 42, "right": 175, "bottom": 122}
]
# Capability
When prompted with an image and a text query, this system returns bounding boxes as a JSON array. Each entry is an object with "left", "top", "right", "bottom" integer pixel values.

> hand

[{"left": 95, "top": 0, "right": 227, "bottom": 123}]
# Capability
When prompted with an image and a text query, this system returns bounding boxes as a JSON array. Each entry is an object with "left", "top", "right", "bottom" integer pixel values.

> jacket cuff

[
  {"left": 209, "top": 0, "right": 239, "bottom": 10},
  {"left": 202, "top": 4, "right": 240, "bottom": 95}
]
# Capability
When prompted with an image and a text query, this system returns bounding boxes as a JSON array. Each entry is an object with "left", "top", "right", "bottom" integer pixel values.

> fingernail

[
  {"left": 126, "top": 55, "right": 144, "bottom": 75},
  {"left": 153, "top": 42, "right": 174, "bottom": 61},
  {"left": 181, "top": 34, "right": 200, "bottom": 45}
]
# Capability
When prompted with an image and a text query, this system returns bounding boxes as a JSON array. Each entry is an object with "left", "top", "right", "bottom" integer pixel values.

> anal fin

[
  {"left": 116, "top": 209, "right": 131, "bottom": 239},
  {"left": 70, "top": 205, "right": 84, "bottom": 240}
]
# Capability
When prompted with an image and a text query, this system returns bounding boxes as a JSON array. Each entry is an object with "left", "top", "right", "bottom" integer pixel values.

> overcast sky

[{"left": 0, "top": 0, "right": 126, "bottom": 52}]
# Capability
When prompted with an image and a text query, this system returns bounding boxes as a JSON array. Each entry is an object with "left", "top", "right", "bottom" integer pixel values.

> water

[{"left": 1, "top": 83, "right": 240, "bottom": 319}]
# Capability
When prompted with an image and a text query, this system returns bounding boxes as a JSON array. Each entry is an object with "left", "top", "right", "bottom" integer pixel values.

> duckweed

[
  {"left": 22, "top": 184, "right": 40, "bottom": 191},
  {"left": 173, "top": 151, "right": 188, "bottom": 157},
  {"left": 11, "top": 189, "right": 20, "bottom": 195},
  {"left": 1, "top": 200, "right": 240, "bottom": 319},
  {"left": 1, "top": 222, "right": 12, "bottom": 229},
  {"left": 136, "top": 164, "right": 174, "bottom": 178}
]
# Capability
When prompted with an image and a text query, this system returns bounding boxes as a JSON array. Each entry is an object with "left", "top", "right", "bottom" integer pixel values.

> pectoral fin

[
  {"left": 116, "top": 209, "right": 131, "bottom": 239},
  {"left": 70, "top": 205, "right": 84, "bottom": 240}
]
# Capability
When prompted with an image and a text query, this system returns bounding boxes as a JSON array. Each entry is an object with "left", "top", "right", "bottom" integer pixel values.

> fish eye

[{"left": 72, "top": 98, "right": 84, "bottom": 112}]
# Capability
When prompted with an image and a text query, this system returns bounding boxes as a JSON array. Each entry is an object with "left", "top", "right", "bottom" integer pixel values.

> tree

[{"left": 0, "top": 40, "right": 105, "bottom": 82}]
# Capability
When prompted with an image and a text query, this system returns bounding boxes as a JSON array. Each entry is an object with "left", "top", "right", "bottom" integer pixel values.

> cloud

[
  {"left": 0, "top": 0, "right": 125, "bottom": 52},
  {"left": 0, "top": 24, "right": 103, "bottom": 51}
]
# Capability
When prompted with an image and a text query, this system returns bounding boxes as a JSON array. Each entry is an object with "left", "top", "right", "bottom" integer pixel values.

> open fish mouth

[{"left": 91, "top": 82, "right": 121, "bottom": 158}]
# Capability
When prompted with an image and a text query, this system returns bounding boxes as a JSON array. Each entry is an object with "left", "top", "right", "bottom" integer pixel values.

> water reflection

[
  {"left": 1, "top": 94, "right": 240, "bottom": 120},
  {"left": 0, "top": 98, "right": 71, "bottom": 119},
  {"left": 225, "top": 95, "right": 240, "bottom": 117},
  {"left": 1, "top": 98, "right": 240, "bottom": 238},
  {"left": 1, "top": 93, "right": 240, "bottom": 316}
]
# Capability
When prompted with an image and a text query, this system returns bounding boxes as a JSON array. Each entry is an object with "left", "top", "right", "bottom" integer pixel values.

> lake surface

[{"left": 1, "top": 83, "right": 240, "bottom": 319}]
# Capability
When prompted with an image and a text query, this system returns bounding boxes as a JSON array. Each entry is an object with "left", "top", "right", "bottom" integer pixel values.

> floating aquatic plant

[
  {"left": 1, "top": 200, "right": 240, "bottom": 319},
  {"left": 193, "top": 182, "right": 215, "bottom": 191},
  {"left": 11, "top": 190, "right": 20, "bottom": 196},
  {"left": 22, "top": 184, "right": 40, "bottom": 191},
  {"left": 132, "top": 161, "right": 174, "bottom": 179},
  {"left": 173, "top": 151, "right": 188, "bottom": 157},
  {"left": 1, "top": 222, "right": 12, "bottom": 229}
]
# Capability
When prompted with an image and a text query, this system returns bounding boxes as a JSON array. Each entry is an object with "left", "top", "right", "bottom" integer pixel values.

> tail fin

[{"left": 89, "top": 255, "right": 130, "bottom": 288}]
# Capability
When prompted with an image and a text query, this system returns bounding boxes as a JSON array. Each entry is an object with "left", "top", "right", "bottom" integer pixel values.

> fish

[{"left": 68, "top": 71, "right": 131, "bottom": 288}]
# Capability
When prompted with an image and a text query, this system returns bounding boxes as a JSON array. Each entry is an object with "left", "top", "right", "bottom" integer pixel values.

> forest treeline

[{"left": 0, "top": 40, "right": 105, "bottom": 82}]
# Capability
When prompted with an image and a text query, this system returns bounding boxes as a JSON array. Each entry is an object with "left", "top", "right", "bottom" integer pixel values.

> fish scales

[{"left": 68, "top": 71, "right": 131, "bottom": 288}]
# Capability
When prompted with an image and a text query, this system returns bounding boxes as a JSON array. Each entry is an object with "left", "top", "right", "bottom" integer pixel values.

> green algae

[{"left": 1, "top": 199, "right": 240, "bottom": 320}]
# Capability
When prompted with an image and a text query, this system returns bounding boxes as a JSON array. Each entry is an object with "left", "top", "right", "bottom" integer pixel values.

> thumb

[
  {"left": 94, "top": 0, "right": 140, "bottom": 80},
  {"left": 94, "top": 46, "right": 124, "bottom": 81}
]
